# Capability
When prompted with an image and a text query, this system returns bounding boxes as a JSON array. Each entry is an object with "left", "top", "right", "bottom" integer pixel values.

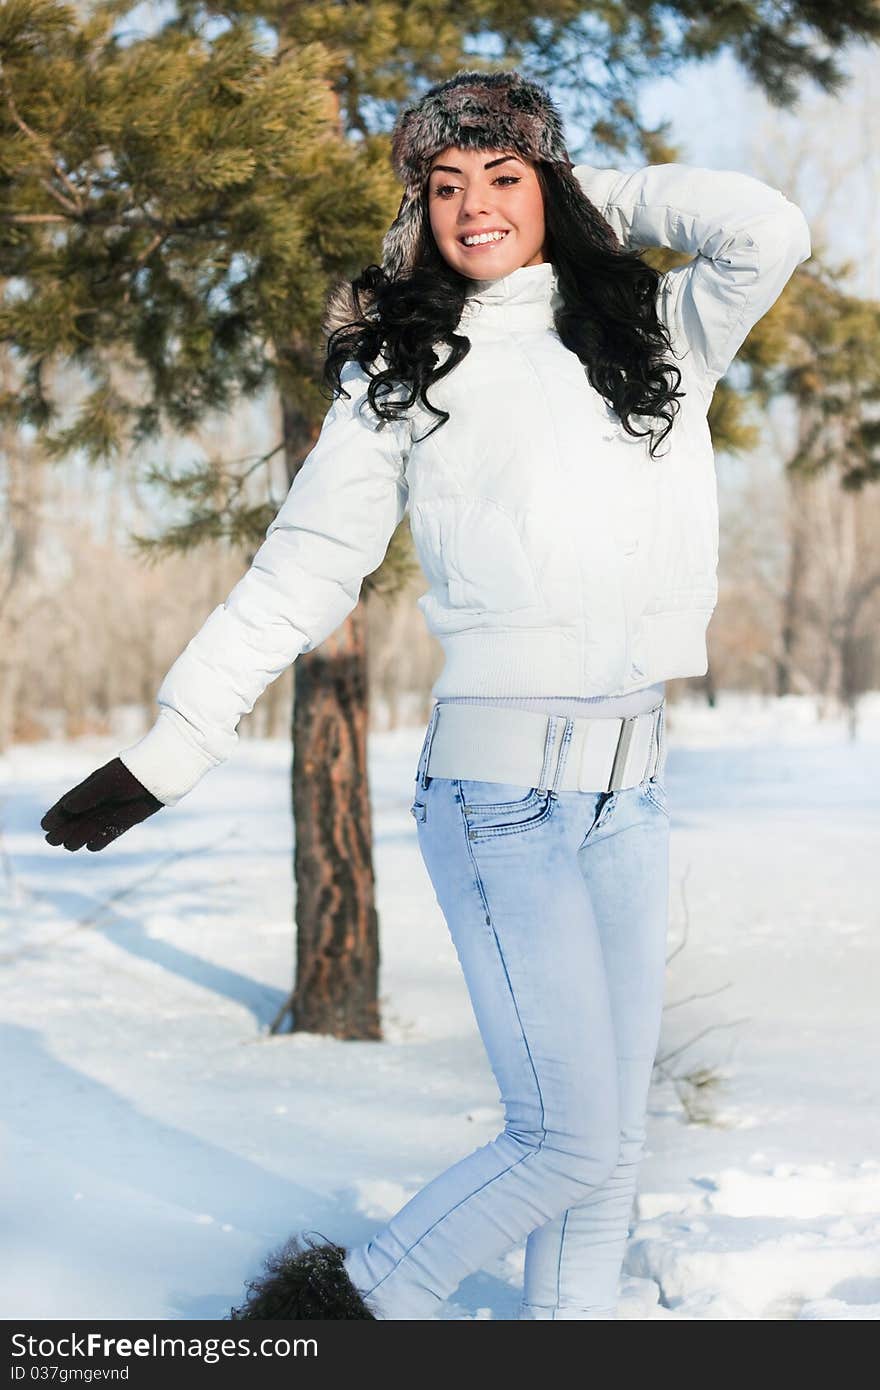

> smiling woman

[
  {"left": 237, "top": 67, "right": 805, "bottom": 1323},
  {"left": 42, "top": 64, "right": 810, "bottom": 1325}
]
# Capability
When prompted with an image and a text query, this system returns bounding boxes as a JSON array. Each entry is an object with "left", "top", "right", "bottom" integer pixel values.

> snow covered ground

[{"left": 2, "top": 691, "right": 878, "bottom": 1320}]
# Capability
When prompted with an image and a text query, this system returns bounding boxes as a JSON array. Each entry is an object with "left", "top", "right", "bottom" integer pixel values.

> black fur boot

[{"left": 227, "top": 1233, "right": 377, "bottom": 1320}]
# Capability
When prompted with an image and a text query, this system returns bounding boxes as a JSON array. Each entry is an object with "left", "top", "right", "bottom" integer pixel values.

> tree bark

[
  {"left": 289, "top": 607, "right": 381, "bottom": 1039},
  {"left": 776, "top": 406, "right": 815, "bottom": 698}
]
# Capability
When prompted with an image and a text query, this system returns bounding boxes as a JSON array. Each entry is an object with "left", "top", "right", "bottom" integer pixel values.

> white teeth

[{"left": 462, "top": 230, "right": 509, "bottom": 245}]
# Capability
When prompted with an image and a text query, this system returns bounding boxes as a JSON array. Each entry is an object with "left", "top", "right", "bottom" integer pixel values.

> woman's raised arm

[{"left": 572, "top": 161, "right": 812, "bottom": 393}]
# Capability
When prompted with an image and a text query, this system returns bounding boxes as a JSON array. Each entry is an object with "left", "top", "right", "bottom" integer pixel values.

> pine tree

[{"left": 0, "top": 2, "right": 412, "bottom": 1039}]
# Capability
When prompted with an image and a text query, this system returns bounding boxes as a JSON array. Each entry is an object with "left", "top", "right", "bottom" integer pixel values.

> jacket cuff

[{"left": 117, "top": 709, "right": 220, "bottom": 807}]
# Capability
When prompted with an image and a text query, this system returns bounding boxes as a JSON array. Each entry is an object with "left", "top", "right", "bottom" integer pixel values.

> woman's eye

[{"left": 434, "top": 175, "right": 521, "bottom": 198}]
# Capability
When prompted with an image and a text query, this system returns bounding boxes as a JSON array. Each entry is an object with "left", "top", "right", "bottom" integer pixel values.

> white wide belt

[{"left": 422, "top": 700, "right": 666, "bottom": 794}]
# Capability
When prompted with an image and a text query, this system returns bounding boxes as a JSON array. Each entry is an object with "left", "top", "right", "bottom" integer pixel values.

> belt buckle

[{"left": 607, "top": 715, "right": 637, "bottom": 791}]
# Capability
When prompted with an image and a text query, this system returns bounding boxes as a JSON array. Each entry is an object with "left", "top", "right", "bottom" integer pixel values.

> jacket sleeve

[
  {"left": 572, "top": 162, "right": 812, "bottom": 393},
  {"left": 117, "top": 359, "right": 410, "bottom": 807}
]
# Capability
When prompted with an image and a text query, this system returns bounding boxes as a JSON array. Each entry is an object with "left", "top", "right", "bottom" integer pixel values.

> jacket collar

[
  {"left": 459, "top": 259, "right": 561, "bottom": 333},
  {"left": 458, "top": 259, "right": 650, "bottom": 446}
]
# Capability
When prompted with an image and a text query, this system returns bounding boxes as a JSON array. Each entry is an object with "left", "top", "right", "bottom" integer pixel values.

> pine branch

[{"left": 0, "top": 67, "right": 84, "bottom": 213}]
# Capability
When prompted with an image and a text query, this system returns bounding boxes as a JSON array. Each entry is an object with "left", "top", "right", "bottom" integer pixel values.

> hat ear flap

[
  {"left": 321, "top": 277, "right": 366, "bottom": 342},
  {"left": 321, "top": 186, "right": 427, "bottom": 343},
  {"left": 381, "top": 186, "right": 427, "bottom": 279}
]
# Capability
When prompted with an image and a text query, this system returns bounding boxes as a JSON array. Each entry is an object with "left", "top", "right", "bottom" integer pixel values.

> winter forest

[{"left": 2, "top": 1, "right": 880, "bottom": 1326}]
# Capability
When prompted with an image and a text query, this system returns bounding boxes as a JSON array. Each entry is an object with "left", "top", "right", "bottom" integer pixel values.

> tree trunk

[
  {"left": 273, "top": 381, "right": 383, "bottom": 1040},
  {"left": 0, "top": 410, "right": 43, "bottom": 750},
  {"left": 776, "top": 499, "right": 805, "bottom": 698},
  {"left": 289, "top": 608, "right": 381, "bottom": 1039},
  {"left": 776, "top": 451, "right": 811, "bottom": 698}
]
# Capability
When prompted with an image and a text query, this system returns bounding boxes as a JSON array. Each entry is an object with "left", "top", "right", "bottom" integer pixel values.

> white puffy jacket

[{"left": 119, "top": 162, "right": 811, "bottom": 806}]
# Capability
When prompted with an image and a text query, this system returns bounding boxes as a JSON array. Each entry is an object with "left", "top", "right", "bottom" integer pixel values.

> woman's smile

[{"left": 458, "top": 229, "right": 512, "bottom": 251}]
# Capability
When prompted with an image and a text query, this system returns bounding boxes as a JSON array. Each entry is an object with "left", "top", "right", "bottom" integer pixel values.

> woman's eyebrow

[{"left": 429, "top": 155, "right": 521, "bottom": 175}]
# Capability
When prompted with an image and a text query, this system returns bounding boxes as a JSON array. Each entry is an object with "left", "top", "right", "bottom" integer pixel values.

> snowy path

[{"left": 2, "top": 695, "right": 878, "bottom": 1319}]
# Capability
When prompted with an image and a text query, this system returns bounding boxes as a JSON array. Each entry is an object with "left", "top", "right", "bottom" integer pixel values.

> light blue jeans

[{"left": 343, "top": 704, "right": 670, "bottom": 1319}]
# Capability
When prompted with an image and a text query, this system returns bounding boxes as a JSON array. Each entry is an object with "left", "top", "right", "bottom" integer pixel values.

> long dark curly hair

[{"left": 322, "top": 158, "right": 686, "bottom": 461}]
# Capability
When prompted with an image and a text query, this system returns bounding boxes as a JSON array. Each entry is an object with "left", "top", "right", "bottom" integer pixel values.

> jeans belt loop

[
  {"left": 653, "top": 701, "right": 666, "bottom": 778},
  {"left": 648, "top": 704, "right": 659, "bottom": 779},
  {"left": 549, "top": 717, "right": 575, "bottom": 794},
  {"left": 536, "top": 715, "right": 561, "bottom": 792},
  {"left": 417, "top": 701, "right": 442, "bottom": 790}
]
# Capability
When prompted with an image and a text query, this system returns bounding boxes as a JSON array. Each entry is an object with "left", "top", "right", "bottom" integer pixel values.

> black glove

[{"left": 41, "top": 756, "right": 165, "bottom": 852}]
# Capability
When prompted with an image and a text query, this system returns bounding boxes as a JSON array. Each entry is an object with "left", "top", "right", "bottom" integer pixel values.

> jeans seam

[
  {"left": 555, "top": 1207, "right": 570, "bottom": 1314},
  {"left": 362, "top": 1147, "right": 537, "bottom": 1302},
  {"left": 642, "top": 780, "right": 669, "bottom": 815},
  {"left": 361, "top": 798, "right": 550, "bottom": 1303}
]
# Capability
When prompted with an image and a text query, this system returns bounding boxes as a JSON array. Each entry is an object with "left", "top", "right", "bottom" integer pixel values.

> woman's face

[{"left": 426, "top": 146, "right": 547, "bottom": 280}]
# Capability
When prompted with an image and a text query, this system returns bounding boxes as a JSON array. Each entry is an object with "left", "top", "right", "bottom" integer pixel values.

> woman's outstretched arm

[{"left": 116, "top": 359, "right": 410, "bottom": 807}]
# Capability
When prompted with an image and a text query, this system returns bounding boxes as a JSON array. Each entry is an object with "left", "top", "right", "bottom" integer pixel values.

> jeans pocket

[
  {"left": 459, "top": 779, "right": 556, "bottom": 841},
  {"left": 410, "top": 788, "right": 428, "bottom": 823}
]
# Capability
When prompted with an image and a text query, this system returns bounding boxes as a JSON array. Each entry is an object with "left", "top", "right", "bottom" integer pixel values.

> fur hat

[{"left": 322, "top": 67, "right": 618, "bottom": 338}]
